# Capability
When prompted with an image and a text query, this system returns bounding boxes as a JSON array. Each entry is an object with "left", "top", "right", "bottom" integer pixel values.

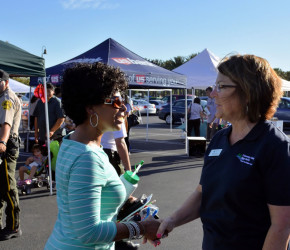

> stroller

[{"left": 17, "top": 140, "right": 60, "bottom": 195}]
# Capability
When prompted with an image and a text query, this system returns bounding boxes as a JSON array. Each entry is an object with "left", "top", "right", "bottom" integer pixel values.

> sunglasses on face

[
  {"left": 213, "top": 82, "right": 237, "bottom": 92},
  {"left": 104, "top": 96, "right": 124, "bottom": 109}
]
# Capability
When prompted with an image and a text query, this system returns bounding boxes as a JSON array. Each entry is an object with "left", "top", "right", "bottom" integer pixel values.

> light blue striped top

[{"left": 45, "top": 134, "right": 126, "bottom": 250}]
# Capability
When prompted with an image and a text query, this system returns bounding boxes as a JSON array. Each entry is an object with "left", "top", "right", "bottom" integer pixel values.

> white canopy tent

[
  {"left": 9, "top": 78, "right": 30, "bottom": 93},
  {"left": 173, "top": 48, "right": 221, "bottom": 90},
  {"left": 172, "top": 49, "right": 290, "bottom": 155},
  {"left": 282, "top": 79, "right": 290, "bottom": 91}
]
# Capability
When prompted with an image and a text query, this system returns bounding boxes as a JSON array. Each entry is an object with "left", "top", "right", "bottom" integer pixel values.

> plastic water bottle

[{"left": 120, "top": 160, "right": 144, "bottom": 200}]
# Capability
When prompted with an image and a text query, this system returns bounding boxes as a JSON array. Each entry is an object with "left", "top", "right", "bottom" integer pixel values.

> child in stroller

[{"left": 17, "top": 144, "right": 47, "bottom": 186}]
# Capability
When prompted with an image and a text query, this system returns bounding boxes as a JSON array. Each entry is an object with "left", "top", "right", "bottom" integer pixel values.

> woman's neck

[
  {"left": 70, "top": 123, "right": 102, "bottom": 147},
  {"left": 229, "top": 119, "right": 257, "bottom": 145}
]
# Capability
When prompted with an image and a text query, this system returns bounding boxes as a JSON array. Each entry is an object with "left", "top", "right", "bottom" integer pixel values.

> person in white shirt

[
  {"left": 124, "top": 95, "right": 133, "bottom": 153},
  {"left": 188, "top": 97, "right": 204, "bottom": 136},
  {"left": 101, "top": 122, "right": 131, "bottom": 176},
  {"left": 206, "top": 86, "right": 218, "bottom": 140}
]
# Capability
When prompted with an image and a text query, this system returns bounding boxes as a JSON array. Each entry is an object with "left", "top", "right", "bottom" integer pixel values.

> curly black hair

[{"left": 61, "top": 63, "right": 128, "bottom": 126}]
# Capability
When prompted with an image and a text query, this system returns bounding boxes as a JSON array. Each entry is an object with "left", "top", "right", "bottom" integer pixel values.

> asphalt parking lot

[{"left": 1, "top": 115, "right": 290, "bottom": 250}]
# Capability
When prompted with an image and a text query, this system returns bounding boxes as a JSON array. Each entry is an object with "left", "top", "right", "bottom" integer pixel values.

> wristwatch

[{"left": 0, "top": 141, "right": 7, "bottom": 146}]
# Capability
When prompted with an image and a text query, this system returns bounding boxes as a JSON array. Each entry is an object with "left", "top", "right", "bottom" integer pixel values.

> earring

[{"left": 90, "top": 113, "right": 99, "bottom": 128}]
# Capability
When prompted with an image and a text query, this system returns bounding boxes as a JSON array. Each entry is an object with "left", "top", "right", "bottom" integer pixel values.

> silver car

[{"left": 132, "top": 99, "right": 156, "bottom": 114}]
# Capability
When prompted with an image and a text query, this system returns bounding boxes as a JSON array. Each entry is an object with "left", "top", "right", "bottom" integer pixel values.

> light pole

[
  {"left": 41, "top": 46, "right": 47, "bottom": 58},
  {"left": 41, "top": 46, "right": 53, "bottom": 195}
]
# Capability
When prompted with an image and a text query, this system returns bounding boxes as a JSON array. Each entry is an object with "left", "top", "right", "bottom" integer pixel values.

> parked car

[
  {"left": 149, "top": 100, "right": 166, "bottom": 115},
  {"left": 274, "top": 97, "right": 290, "bottom": 129},
  {"left": 158, "top": 99, "right": 207, "bottom": 124},
  {"left": 161, "top": 95, "right": 193, "bottom": 104},
  {"left": 21, "top": 95, "right": 29, "bottom": 108},
  {"left": 132, "top": 99, "right": 156, "bottom": 115}
]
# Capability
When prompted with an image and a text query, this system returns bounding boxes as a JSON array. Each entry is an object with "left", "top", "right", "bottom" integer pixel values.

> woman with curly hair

[
  {"left": 155, "top": 55, "right": 290, "bottom": 249},
  {"left": 45, "top": 63, "right": 160, "bottom": 249}
]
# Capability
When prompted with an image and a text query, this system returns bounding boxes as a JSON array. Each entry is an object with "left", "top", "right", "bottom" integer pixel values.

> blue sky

[{"left": 2, "top": 0, "right": 290, "bottom": 70}]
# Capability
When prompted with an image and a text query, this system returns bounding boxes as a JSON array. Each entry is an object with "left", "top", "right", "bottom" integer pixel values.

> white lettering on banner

[
  {"left": 51, "top": 75, "right": 59, "bottom": 83},
  {"left": 37, "top": 75, "right": 63, "bottom": 84},
  {"left": 112, "top": 58, "right": 131, "bottom": 65},
  {"left": 62, "top": 57, "right": 103, "bottom": 65},
  {"left": 111, "top": 58, "right": 157, "bottom": 67},
  {"left": 136, "top": 75, "right": 145, "bottom": 84},
  {"left": 127, "top": 73, "right": 182, "bottom": 87}
]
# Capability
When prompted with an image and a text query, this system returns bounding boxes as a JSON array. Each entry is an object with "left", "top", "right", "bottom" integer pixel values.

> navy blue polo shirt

[{"left": 200, "top": 121, "right": 290, "bottom": 250}]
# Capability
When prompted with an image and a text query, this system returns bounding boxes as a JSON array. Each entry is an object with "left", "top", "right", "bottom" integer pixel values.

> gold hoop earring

[{"left": 90, "top": 113, "right": 99, "bottom": 128}]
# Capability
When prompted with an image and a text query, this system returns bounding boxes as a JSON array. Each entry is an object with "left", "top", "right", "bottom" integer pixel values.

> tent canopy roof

[
  {"left": 0, "top": 41, "right": 45, "bottom": 77},
  {"left": 9, "top": 78, "right": 30, "bottom": 93},
  {"left": 173, "top": 48, "right": 220, "bottom": 90},
  {"left": 282, "top": 79, "right": 290, "bottom": 91},
  {"left": 31, "top": 38, "right": 186, "bottom": 89}
]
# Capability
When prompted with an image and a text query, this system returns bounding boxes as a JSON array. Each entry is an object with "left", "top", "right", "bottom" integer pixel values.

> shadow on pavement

[{"left": 138, "top": 163, "right": 203, "bottom": 176}]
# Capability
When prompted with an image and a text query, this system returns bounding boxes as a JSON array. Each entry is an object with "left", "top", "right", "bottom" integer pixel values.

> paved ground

[{"left": 1, "top": 116, "right": 289, "bottom": 250}]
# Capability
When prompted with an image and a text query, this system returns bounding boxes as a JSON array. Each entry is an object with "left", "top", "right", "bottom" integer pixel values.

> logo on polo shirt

[{"left": 236, "top": 153, "right": 255, "bottom": 166}]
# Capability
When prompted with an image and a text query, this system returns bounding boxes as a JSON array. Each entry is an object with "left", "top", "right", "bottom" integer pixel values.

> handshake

[
  {"left": 118, "top": 194, "right": 175, "bottom": 247},
  {"left": 140, "top": 215, "right": 175, "bottom": 247}
]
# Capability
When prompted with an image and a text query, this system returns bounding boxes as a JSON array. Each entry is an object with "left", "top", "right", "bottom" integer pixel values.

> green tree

[
  {"left": 274, "top": 68, "right": 290, "bottom": 81},
  {"left": 11, "top": 77, "right": 30, "bottom": 85},
  {"left": 147, "top": 53, "right": 197, "bottom": 70}
]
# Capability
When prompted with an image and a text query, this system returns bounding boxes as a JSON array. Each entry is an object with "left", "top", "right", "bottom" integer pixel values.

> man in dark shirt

[{"left": 33, "top": 83, "right": 65, "bottom": 145}]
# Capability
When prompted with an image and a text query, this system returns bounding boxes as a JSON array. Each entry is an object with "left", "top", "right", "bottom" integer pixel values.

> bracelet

[
  {"left": 122, "top": 221, "right": 144, "bottom": 240},
  {"left": 130, "top": 221, "right": 142, "bottom": 239},
  {"left": 122, "top": 222, "right": 134, "bottom": 240},
  {"left": 0, "top": 141, "right": 7, "bottom": 146}
]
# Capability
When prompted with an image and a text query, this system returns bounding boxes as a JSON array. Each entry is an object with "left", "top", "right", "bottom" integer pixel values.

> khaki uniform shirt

[{"left": 0, "top": 87, "right": 21, "bottom": 136}]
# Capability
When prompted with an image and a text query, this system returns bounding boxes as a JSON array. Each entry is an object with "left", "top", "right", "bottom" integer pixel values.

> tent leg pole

[
  {"left": 26, "top": 86, "right": 32, "bottom": 152},
  {"left": 146, "top": 89, "right": 149, "bottom": 141},
  {"left": 170, "top": 90, "right": 172, "bottom": 132},
  {"left": 185, "top": 92, "right": 188, "bottom": 155},
  {"left": 43, "top": 77, "right": 53, "bottom": 196}
]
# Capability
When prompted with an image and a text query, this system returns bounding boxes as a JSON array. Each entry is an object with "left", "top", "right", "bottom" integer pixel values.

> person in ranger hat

[{"left": 0, "top": 69, "right": 22, "bottom": 240}]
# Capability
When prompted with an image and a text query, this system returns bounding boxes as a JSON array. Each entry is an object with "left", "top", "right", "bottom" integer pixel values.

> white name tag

[{"left": 209, "top": 149, "right": 222, "bottom": 157}]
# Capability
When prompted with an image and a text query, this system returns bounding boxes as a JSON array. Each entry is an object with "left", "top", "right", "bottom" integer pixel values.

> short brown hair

[{"left": 218, "top": 54, "right": 283, "bottom": 123}]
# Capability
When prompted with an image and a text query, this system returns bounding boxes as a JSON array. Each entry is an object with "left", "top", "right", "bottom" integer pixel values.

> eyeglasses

[
  {"left": 104, "top": 96, "right": 124, "bottom": 109},
  {"left": 213, "top": 82, "right": 237, "bottom": 92}
]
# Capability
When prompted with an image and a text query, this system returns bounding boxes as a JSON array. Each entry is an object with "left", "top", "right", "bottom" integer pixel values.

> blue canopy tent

[
  {"left": 30, "top": 38, "right": 187, "bottom": 149},
  {"left": 30, "top": 38, "right": 186, "bottom": 89}
]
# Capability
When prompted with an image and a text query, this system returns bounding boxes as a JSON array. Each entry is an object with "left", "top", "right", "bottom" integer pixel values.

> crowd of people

[{"left": 0, "top": 53, "right": 289, "bottom": 249}]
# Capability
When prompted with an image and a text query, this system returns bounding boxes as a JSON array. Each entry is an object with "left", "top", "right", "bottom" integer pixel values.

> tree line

[
  {"left": 147, "top": 54, "right": 290, "bottom": 81},
  {"left": 11, "top": 54, "right": 290, "bottom": 86}
]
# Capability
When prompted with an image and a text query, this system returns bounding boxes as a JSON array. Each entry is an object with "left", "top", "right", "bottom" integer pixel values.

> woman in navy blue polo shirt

[{"left": 155, "top": 55, "right": 290, "bottom": 249}]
